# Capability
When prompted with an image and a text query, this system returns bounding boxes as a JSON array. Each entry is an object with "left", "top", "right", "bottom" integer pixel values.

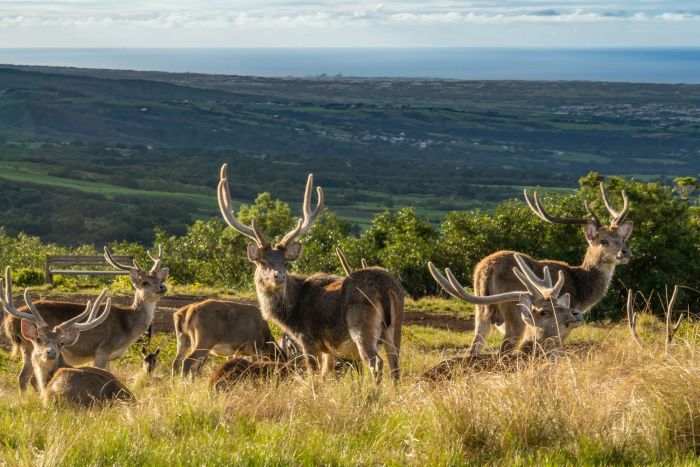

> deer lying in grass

[
  {"left": 172, "top": 299, "right": 280, "bottom": 378},
  {"left": 627, "top": 286, "right": 685, "bottom": 349},
  {"left": 0, "top": 279, "right": 133, "bottom": 406},
  {"left": 217, "top": 163, "right": 405, "bottom": 382},
  {"left": 429, "top": 253, "right": 583, "bottom": 356},
  {"left": 3, "top": 248, "right": 168, "bottom": 392},
  {"left": 209, "top": 357, "right": 298, "bottom": 391},
  {"left": 469, "top": 183, "right": 633, "bottom": 354}
]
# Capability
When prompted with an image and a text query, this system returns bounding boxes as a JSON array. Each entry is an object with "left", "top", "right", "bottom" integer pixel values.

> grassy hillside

[{"left": 0, "top": 65, "right": 699, "bottom": 243}]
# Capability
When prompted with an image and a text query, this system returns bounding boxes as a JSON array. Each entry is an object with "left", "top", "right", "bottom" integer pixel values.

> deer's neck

[
  {"left": 131, "top": 293, "right": 159, "bottom": 326},
  {"left": 574, "top": 248, "right": 617, "bottom": 311},
  {"left": 32, "top": 354, "right": 69, "bottom": 394},
  {"left": 255, "top": 274, "right": 304, "bottom": 326}
]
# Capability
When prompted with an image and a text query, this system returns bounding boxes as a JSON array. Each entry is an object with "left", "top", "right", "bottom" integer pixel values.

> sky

[{"left": 0, "top": 1, "right": 699, "bottom": 48}]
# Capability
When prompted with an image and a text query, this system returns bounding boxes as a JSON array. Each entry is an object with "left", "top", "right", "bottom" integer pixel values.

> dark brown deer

[
  {"left": 469, "top": 183, "right": 632, "bottom": 354},
  {"left": 3, "top": 247, "right": 168, "bottom": 392},
  {"left": 141, "top": 345, "right": 160, "bottom": 376},
  {"left": 429, "top": 253, "right": 583, "bottom": 355},
  {"left": 0, "top": 278, "right": 133, "bottom": 407},
  {"left": 217, "top": 163, "right": 405, "bottom": 382},
  {"left": 172, "top": 299, "right": 280, "bottom": 378}
]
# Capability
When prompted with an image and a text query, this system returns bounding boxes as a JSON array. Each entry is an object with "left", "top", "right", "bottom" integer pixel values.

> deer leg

[
  {"left": 381, "top": 326, "right": 400, "bottom": 383},
  {"left": 499, "top": 313, "right": 525, "bottom": 355},
  {"left": 18, "top": 348, "right": 34, "bottom": 393},
  {"left": 93, "top": 351, "right": 111, "bottom": 370},
  {"left": 469, "top": 305, "right": 493, "bottom": 356},
  {"left": 182, "top": 349, "right": 210, "bottom": 378},
  {"left": 351, "top": 335, "right": 383, "bottom": 384},
  {"left": 320, "top": 353, "right": 336, "bottom": 379},
  {"left": 172, "top": 332, "right": 191, "bottom": 378}
]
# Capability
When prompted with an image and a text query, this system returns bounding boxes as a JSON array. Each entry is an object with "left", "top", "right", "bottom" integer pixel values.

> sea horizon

[{"left": 0, "top": 47, "right": 699, "bottom": 83}]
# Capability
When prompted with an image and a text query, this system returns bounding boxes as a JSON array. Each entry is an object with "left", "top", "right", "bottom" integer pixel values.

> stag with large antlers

[
  {"left": 217, "top": 164, "right": 404, "bottom": 382},
  {"left": 4, "top": 247, "right": 168, "bottom": 392},
  {"left": 468, "top": 182, "right": 632, "bottom": 354},
  {"left": 0, "top": 275, "right": 132, "bottom": 406},
  {"left": 429, "top": 254, "right": 583, "bottom": 354}
]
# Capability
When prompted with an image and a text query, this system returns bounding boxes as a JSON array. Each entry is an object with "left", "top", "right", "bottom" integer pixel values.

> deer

[
  {"left": 217, "top": 163, "right": 405, "bottom": 383},
  {"left": 141, "top": 345, "right": 160, "bottom": 376},
  {"left": 209, "top": 357, "right": 298, "bottom": 391},
  {"left": 468, "top": 182, "right": 632, "bottom": 355},
  {"left": 3, "top": 247, "right": 168, "bottom": 392},
  {"left": 171, "top": 298, "right": 281, "bottom": 379},
  {"left": 429, "top": 253, "right": 584, "bottom": 356},
  {"left": 0, "top": 277, "right": 133, "bottom": 407}
]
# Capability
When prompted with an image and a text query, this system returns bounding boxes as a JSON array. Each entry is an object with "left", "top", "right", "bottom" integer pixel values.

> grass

[{"left": 1, "top": 312, "right": 699, "bottom": 465}]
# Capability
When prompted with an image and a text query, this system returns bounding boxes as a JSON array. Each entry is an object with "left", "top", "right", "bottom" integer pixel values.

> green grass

[{"left": 1, "top": 315, "right": 699, "bottom": 465}]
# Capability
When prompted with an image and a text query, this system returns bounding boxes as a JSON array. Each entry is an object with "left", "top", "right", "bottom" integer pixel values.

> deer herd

[{"left": 0, "top": 163, "right": 648, "bottom": 407}]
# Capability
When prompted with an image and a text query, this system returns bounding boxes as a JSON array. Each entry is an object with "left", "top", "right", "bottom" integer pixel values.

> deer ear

[
  {"left": 158, "top": 268, "right": 169, "bottom": 282},
  {"left": 154, "top": 348, "right": 161, "bottom": 356},
  {"left": 519, "top": 297, "right": 536, "bottom": 326},
  {"left": 20, "top": 319, "right": 38, "bottom": 341},
  {"left": 60, "top": 327, "right": 81, "bottom": 347},
  {"left": 285, "top": 243, "right": 302, "bottom": 261},
  {"left": 141, "top": 346, "right": 148, "bottom": 356},
  {"left": 618, "top": 221, "right": 633, "bottom": 240},
  {"left": 584, "top": 221, "right": 598, "bottom": 244},
  {"left": 557, "top": 293, "right": 571, "bottom": 309},
  {"left": 247, "top": 243, "right": 261, "bottom": 262},
  {"left": 129, "top": 269, "right": 142, "bottom": 287}
]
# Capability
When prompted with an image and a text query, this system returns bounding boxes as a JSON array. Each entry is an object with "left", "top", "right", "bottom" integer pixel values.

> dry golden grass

[{"left": 0, "top": 318, "right": 698, "bottom": 465}]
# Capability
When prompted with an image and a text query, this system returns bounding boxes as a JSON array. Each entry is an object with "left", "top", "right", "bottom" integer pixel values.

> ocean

[{"left": 0, "top": 48, "right": 698, "bottom": 83}]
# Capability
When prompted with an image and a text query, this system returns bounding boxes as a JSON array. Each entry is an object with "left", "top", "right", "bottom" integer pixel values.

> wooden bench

[{"left": 45, "top": 255, "right": 134, "bottom": 285}]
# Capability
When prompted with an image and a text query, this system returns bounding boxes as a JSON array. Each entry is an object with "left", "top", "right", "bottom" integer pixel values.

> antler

[
  {"left": 428, "top": 262, "right": 525, "bottom": 304},
  {"left": 147, "top": 245, "right": 163, "bottom": 274},
  {"left": 56, "top": 288, "right": 112, "bottom": 333},
  {"left": 512, "top": 254, "right": 565, "bottom": 301},
  {"left": 626, "top": 289, "right": 641, "bottom": 346},
  {"left": 361, "top": 259, "right": 369, "bottom": 269},
  {"left": 335, "top": 248, "right": 353, "bottom": 276},
  {"left": 599, "top": 182, "right": 629, "bottom": 227},
  {"left": 524, "top": 189, "right": 600, "bottom": 227},
  {"left": 277, "top": 173, "right": 324, "bottom": 247},
  {"left": 0, "top": 267, "right": 46, "bottom": 326},
  {"left": 217, "top": 163, "right": 269, "bottom": 247},
  {"left": 665, "top": 285, "right": 684, "bottom": 347},
  {"left": 104, "top": 246, "right": 140, "bottom": 272}
]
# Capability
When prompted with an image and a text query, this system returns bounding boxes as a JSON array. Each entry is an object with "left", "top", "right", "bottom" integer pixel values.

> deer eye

[
  {"left": 600, "top": 239, "right": 609, "bottom": 246},
  {"left": 35, "top": 338, "right": 42, "bottom": 345},
  {"left": 540, "top": 310, "right": 549, "bottom": 316}
]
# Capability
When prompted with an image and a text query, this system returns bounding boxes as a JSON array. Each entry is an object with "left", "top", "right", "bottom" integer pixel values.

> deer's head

[
  {"left": 217, "top": 164, "right": 323, "bottom": 294},
  {"left": 524, "top": 182, "right": 633, "bottom": 265},
  {"left": 0, "top": 268, "right": 112, "bottom": 374},
  {"left": 428, "top": 254, "right": 583, "bottom": 351},
  {"left": 141, "top": 346, "right": 160, "bottom": 375},
  {"left": 104, "top": 245, "right": 169, "bottom": 301}
]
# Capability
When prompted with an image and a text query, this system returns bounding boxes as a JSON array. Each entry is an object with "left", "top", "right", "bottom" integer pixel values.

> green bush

[{"left": 11, "top": 268, "right": 44, "bottom": 287}]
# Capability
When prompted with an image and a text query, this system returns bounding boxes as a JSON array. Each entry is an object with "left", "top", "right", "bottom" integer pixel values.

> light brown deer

[
  {"left": 0, "top": 278, "right": 133, "bottom": 407},
  {"left": 429, "top": 253, "right": 583, "bottom": 355},
  {"left": 171, "top": 299, "right": 280, "bottom": 378},
  {"left": 217, "top": 163, "right": 405, "bottom": 382},
  {"left": 3, "top": 247, "right": 168, "bottom": 392},
  {"left": 469, "top": 183, "right": 632, "bottom": 354}
]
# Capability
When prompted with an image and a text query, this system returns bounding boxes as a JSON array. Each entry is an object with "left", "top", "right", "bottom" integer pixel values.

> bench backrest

[{"left": 46, "top": 255, "right": 134, "bottom": 268}]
